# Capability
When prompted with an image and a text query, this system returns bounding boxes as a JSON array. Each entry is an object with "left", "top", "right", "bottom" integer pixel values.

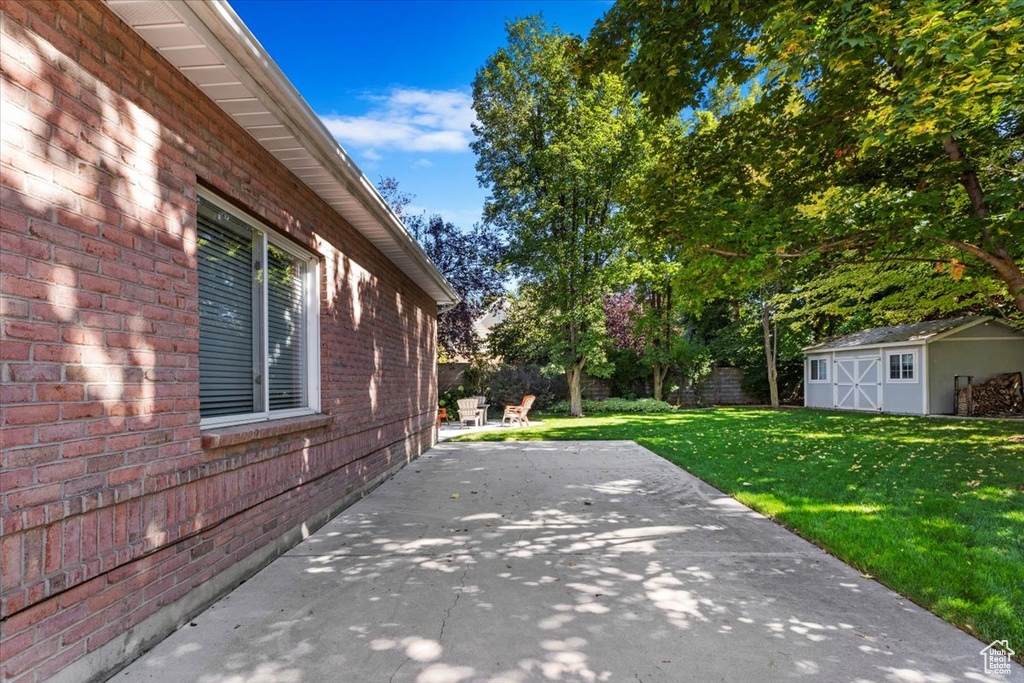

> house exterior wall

[
  {"left": 0, "top": 2, "right": 438, "bottom": 681},
  {"left": 927, "top": 330, "right": 1024, "bottom": 414}
]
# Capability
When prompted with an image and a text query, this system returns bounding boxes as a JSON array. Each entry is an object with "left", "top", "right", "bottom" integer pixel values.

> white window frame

[
  {"left": 198, "top": 190, "right": 321, "bottom": 429},
  {"left": 886, "top": 349, "right": 917, "bottom": 384},
  {"left": 808, "top": 357, "right": 829, "bottom": 383}
]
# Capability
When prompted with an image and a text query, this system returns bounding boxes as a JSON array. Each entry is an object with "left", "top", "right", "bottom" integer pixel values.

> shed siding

[
  {"left": 937, "top": 319, "right": 1019, "bottom": 340},
  {"left": 804, "top": 354, "right": 833, "bottom": 409},
  {"left": 927, "top": 338, "right": 1024, "bottom": 414},
  {"left": 879, "top": 345, "right": 925, "bottom": 415}
]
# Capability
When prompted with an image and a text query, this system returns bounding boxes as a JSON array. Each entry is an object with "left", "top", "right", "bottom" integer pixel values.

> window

[
  {"left": 809, "top": 358, "right": 828, "bottom": 382},
  {"left": 197, "top": 194, "right": 319, "bottom": 427},
  {"left": 888, "top": 351, "right": 915, "bottom": 382}
]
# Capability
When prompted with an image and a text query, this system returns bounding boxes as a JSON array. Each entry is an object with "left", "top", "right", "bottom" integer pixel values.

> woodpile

[{"left": 958, "top": 372, "right": 1024, "bottom": 416}]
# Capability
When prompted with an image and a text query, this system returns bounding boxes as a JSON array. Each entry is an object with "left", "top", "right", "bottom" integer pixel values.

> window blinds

[{"left": 197, "top": 201, "right": 258, "bottom": 417}]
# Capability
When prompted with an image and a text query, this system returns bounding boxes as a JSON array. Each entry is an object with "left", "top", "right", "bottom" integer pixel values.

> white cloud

[
  {"left": 321, "top": 88, "right": 475, "bottom": 154},
  {"left": 412, "top": 158, "right": 434, "bottom": 168}
]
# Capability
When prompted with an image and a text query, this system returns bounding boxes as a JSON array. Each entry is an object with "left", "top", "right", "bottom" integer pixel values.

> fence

[{"left": 438, "top": 364, "right": 756, "bottom": 406}]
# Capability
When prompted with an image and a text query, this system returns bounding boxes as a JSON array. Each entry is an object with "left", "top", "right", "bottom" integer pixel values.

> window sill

[{"left": 201, "top": 413, "right": 332, "bottom": 450}]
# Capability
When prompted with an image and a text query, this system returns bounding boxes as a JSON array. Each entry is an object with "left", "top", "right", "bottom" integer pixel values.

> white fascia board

[
  {"left": 924, "top": 316, "right": 994, "bottom": 343},
  {"left": 801, "top": 316, "right": 1002, "bottom": 353},
  {"left": 802, "top": 339, "right": 928, "bottom": 353}
]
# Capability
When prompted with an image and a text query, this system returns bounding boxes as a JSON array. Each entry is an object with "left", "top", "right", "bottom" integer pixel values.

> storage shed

[{"left": 803, "top": 316, "right": 1024, "bottom": 415}]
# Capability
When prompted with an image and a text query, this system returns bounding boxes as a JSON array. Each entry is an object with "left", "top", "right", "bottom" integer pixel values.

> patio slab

[{"left": 114, "top": 441, "right": 1021, "bottom": 682}]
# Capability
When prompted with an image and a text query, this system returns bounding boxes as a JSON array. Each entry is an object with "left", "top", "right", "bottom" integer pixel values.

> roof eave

[
  {"left": 105, "top": 0, "right": 459, "bottom": 305},
  {"left": 801, "top": 315, "right": 995, "bottom": 353}
]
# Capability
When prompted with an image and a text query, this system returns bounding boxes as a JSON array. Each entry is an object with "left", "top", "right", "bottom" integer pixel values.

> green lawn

[{"left": 454, "top": 408, "right": 1024, "bottom": 657}]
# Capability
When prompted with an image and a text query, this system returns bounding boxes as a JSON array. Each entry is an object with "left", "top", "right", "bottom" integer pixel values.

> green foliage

[
  {"left": 672, "top": 335, "right": 715, "bottom": 399},
  {"left": 548, "top": 397, "right": 677, "bottom": 414},
  {"left": 691, "top": 298, "right": 808, "bottom": 403},
  {"left": 486, "top": 290, "right": 554, "bottom": 366},
  {"left": 778, "top": 259, "right": 1009, "bottom": 334},
  {"left": 605, "top": 346, "right": 648, "bottom": 397},
  {"left": 473, "top": 18, "right": 646, "bottom": 412},
  {"left": 590, "top": 0, "right": 1024, "bottom": 314},
  {"left": 485, "top": 363, "right": 566, "bottom": 412},
  {"left": 455, "top": 408, "right": 1024, "bottom": 656}
]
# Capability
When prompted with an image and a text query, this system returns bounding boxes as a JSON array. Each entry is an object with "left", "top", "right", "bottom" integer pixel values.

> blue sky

[{"left": 232, "top": 0, "right": 612, "bottom": 229}]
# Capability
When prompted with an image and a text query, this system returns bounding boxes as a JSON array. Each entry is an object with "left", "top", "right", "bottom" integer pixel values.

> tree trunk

[
  {"left": 940, "top": 136, "right": 1024, "bottom": 314},
  {"left": 567, "top": 363, "right": 585, "bottom": 417},
  {"left": 761, "top": 299, "right": 780, "bottom": 408},
  {"left": 652, "top": 363, "right": 664, "bottom": 402}
]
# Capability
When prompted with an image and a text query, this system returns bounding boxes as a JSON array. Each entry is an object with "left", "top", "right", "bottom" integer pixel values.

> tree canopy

[
  {"left": 590, "top": 0, "right": 1024, "bottom": 315},
  {"left": 379, "top": 177, "right": 504, "bottom": 360},
  {"left": 472, "top": 17, "right": 646, "bottom": 415}
]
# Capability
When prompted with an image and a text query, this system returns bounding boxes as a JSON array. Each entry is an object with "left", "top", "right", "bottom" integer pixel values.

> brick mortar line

[{"left": 0, "top": 422, "right": 434, "bottom": 621}]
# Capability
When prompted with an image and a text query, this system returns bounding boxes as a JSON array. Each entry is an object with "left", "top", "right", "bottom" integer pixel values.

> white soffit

[{"left": 103, "top": 0, "right": 458, "bottom": 304}]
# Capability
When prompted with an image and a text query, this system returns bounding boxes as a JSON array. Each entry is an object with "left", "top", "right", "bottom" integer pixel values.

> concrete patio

[{"left": 114, "top": 441, "right": 1019, "bottom": 682}]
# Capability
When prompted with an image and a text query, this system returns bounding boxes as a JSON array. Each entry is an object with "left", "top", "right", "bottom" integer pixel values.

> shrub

[{"left": 548, "top": 397, "right": 677, "bottom": 414}]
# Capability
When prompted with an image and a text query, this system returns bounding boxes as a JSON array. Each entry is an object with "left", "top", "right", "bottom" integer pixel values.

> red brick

[
  {"left": 53, "top": 245, "right": 99, "bottom": 271},
  {"left": 29, "top": 301, "right": 78, "bottom": 323},
  {"left": 0, "top": 383, "right": 32, "bottom": 403},
  {"left": 37, "top": 460, "right": 86, "bottom": 484},
  {"left": 1, "top": 634, "right": 58, "bottom": 678},
  {"left": 0, "top": 230, "right": 50, "bottom": 260},
  {"left": 1, "top": 467, "right": 35, "bottom": 489},
  {"left": 0, "top": 296, "right": 30, "bottom": 319},
  {"left": 5, "top": 403, "right": 58, "bottom": 425},
  {"left": 0, "top": 426, "right": 35, "bottom": 448},
  {"left": 78, "top": 273, "right": 119, "bottom": 295},
  {"left": 4, "top": 444, "right": 60, "bottom": 468},
  {"left": 4, "top": 319, "right": 60, "bottom": 342},
  {"left": 60, "top": 402, "right": 103, "bottom": 420},
  {"left": 1, "top": 533, "right": 23, "bottom": 591},
  {"left": 36, "top": 383, "right": 85, "bottom": 402},
  {"left": 2, "top": 274, "right": 51, "bottom": 300},
  {"left": 44, "top": 523, "right": 63, "bottom": 574},
  {"left": 33, "top": 344, "right": 82, "bottom": 363},
  {"left": 0, "top": 340, "right": 31, "bottom": 360},
  {"left": 27, "top": 259, "right": 77, "bottom": 286},
  {"left": 6, "top": 483, "right": 62, "bottom": 510}
]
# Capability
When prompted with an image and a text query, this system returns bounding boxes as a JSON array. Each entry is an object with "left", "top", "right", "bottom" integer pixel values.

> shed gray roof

[{"left": 803, "top": 315, "right": 989, "bottom": 352}]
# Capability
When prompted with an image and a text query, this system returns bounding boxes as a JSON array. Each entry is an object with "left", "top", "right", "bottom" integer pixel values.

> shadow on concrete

[{"left": 114, "top": 441, "right": 1018, "bottom": 683}]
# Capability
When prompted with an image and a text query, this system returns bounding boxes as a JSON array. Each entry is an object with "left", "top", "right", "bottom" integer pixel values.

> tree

[
  {"left": 630, "top": 268, "right": 677, "bottom": 402},
  {"left": 378, "top": 177, "right": 504, "bottom": 359},
  {"left": 590, "top": 0, "right": 1024, "bottom": 315},
  {"left": 472, "top": 18, "right": 644, "bottom": 416}
]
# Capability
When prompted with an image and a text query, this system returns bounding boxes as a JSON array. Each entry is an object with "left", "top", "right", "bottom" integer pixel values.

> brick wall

[{"left": 0, "top": 2, "right": 438, "bottom": 680}]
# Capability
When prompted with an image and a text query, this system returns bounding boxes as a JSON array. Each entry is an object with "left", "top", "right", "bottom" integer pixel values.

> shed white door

[{"left": 834, "top": 357, "right": 882, "bottom": 411}]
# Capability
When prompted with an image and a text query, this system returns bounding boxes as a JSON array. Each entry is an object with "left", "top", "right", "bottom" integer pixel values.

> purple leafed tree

[
  {"left": 379, "top": 177, "right": 505, "bottom": 358},
  {"left": 604, "top": 290, "right": 642, "bottom": 351}
]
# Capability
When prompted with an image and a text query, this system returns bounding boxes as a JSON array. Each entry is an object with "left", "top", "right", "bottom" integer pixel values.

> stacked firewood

[{"left": 959, "top": 372, "right": 1024, "bottom": 416}]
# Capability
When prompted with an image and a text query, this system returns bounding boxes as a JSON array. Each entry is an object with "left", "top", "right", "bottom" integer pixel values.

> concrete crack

[
  {"left": 439, "top": 566, "right": 469, "bottom": 644},
  {"left": 388, "top": 657, "right": 409, "bottom": 683}
]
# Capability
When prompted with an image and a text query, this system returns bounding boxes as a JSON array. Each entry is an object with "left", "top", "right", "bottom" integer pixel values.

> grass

[{"left": 454, "top": 407, "right": 1024, "bottom": 657}]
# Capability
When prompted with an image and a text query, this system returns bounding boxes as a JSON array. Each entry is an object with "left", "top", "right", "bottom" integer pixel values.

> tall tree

[
  {"left": 590, "top": 0, "right": 1024, "bottom": 315},
  {"left": 378, "top": 177, "right": 504, "bottom": 359},
  {"left": 472, "top": 18, "right": 644, "bottom": 416}
]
